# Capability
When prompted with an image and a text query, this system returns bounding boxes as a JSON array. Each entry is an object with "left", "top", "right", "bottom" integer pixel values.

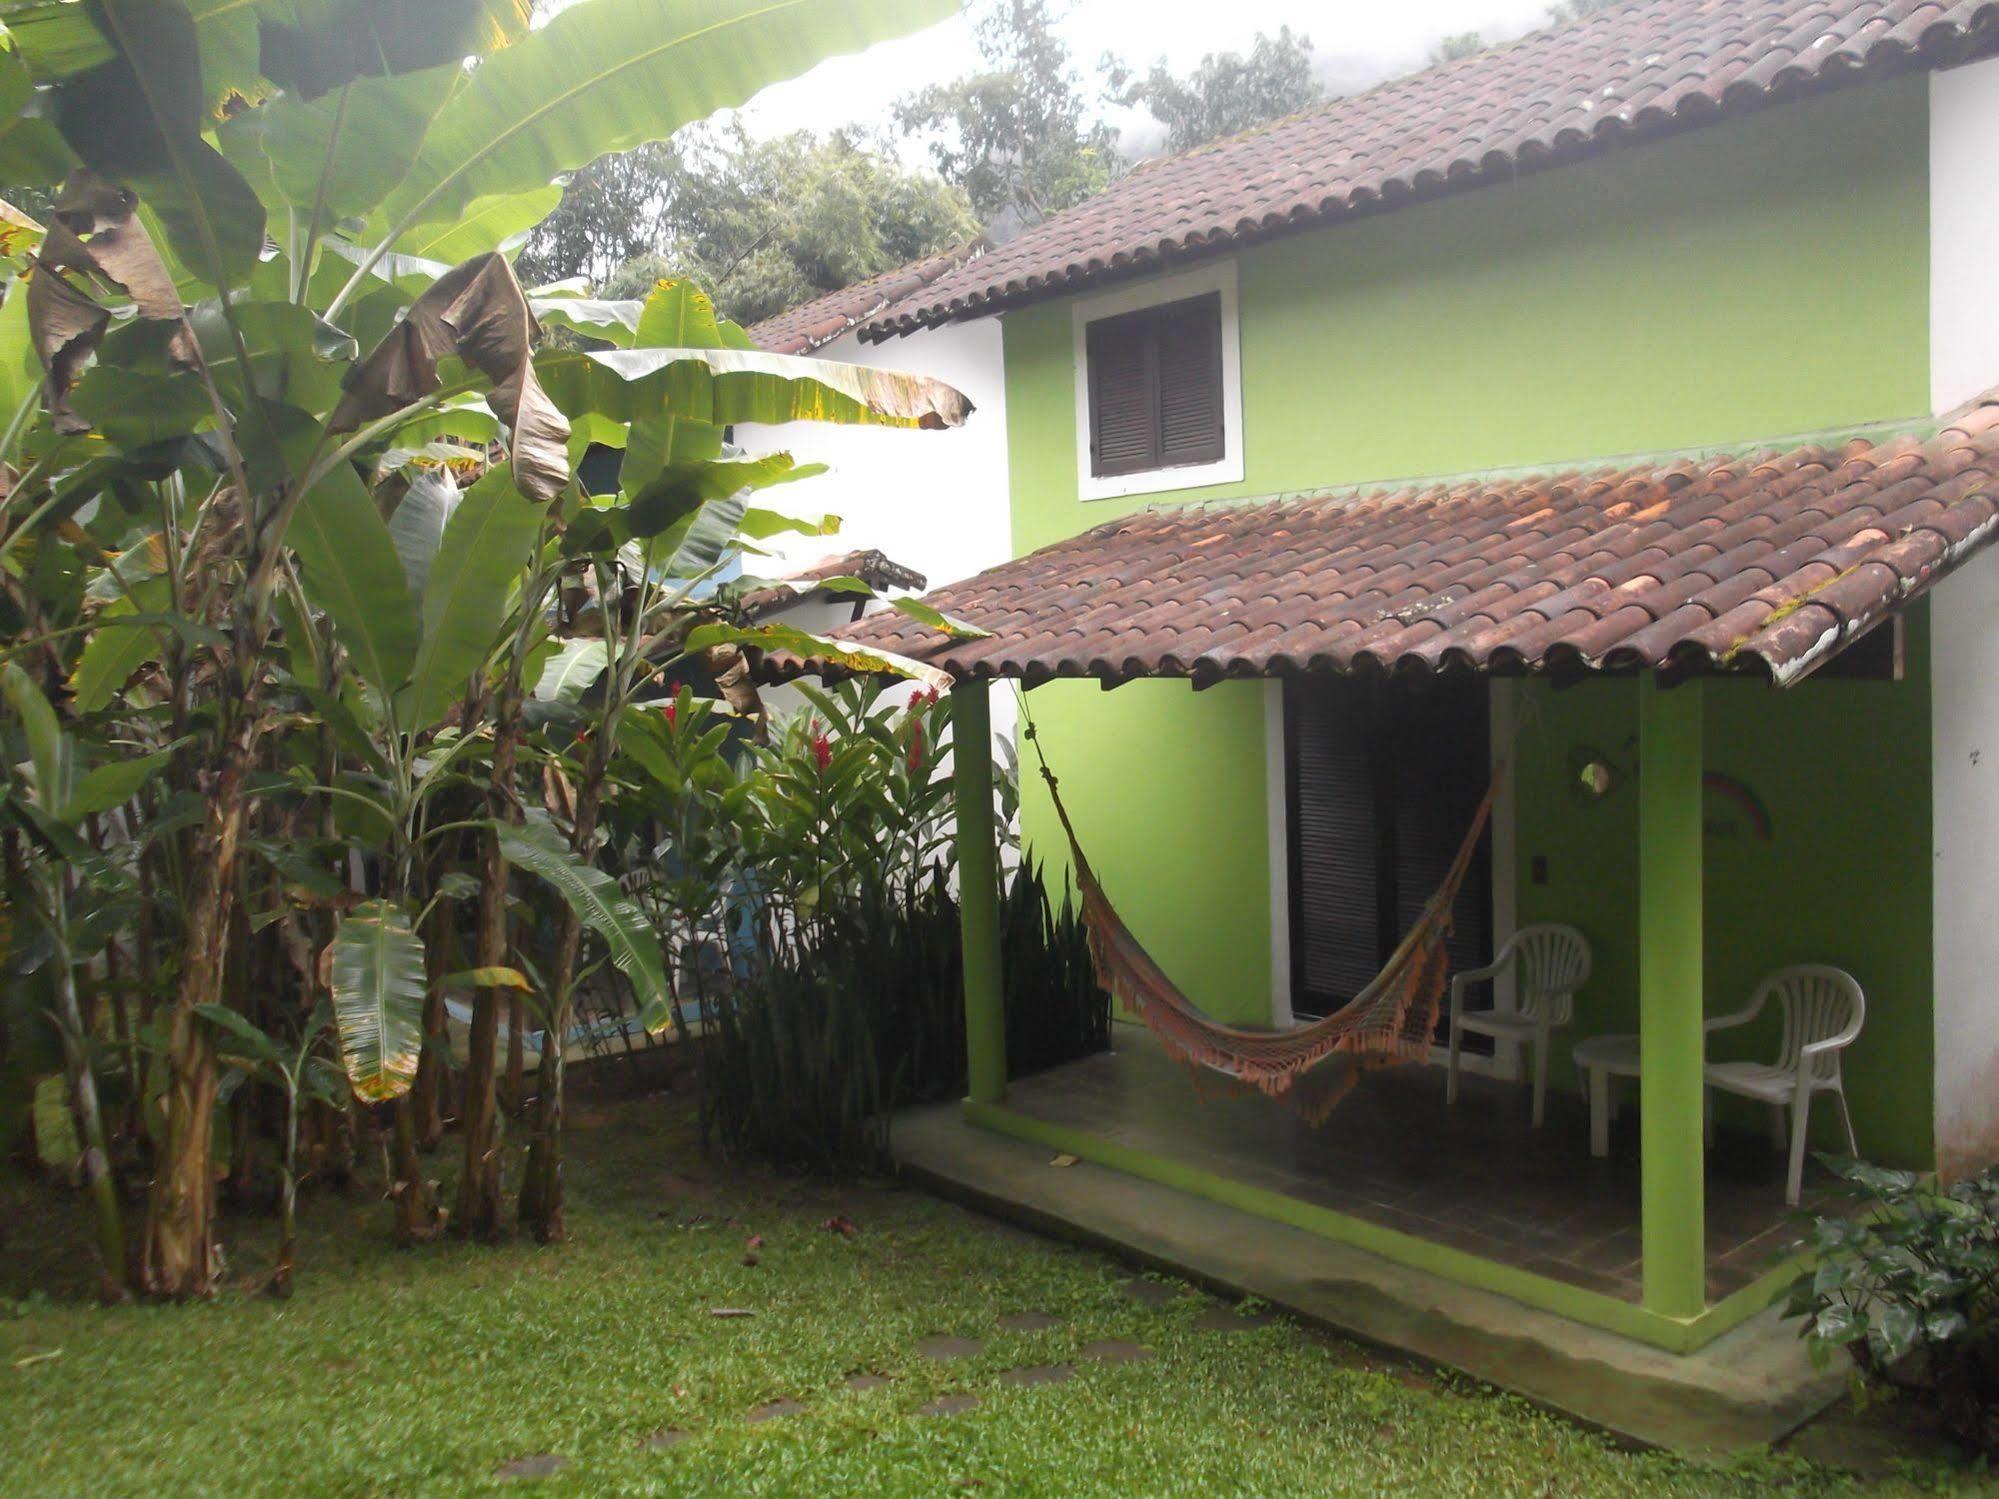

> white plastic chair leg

[
  {"left": 1530, "top": 1017, "right": 1551, "bottom": 1129},
  {"left": 1834, "top": 1089, "right": 1858, "bottom": 1157},
  {"left": 1446, "top": 1021, "right": 1463, "bottom": 1107},
  {"left": 1786, "top": 1090, "right": 1812, "bottom": 1207}
]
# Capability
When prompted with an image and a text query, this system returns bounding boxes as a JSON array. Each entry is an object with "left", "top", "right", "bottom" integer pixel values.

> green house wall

[{"left": 1000, "top": 75, "right": 1937, "bottom": 1166}]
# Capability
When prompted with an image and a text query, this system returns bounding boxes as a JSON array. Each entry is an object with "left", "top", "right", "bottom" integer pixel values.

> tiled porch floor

[{"left": 1003, "top": 1027, "right": 1832, "bottom": 1304}]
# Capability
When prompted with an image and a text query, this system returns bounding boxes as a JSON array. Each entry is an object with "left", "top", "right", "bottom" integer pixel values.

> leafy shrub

[
  {"left": 613, "top": 681, "right": 1106, "bottom": 1173},
  {"left": 1788, "top": 1157, "right": 1999, "bottom": 1450}
]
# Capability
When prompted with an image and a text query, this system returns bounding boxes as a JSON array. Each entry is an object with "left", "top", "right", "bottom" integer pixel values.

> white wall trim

[
  {"left": 1071, "top": 260, "right": 1245, "bottom": 503},
  {"left": 1264, "top": 679, "right": 1294, "bottom": 1029},
  {"left": 1930, "top": 58, "right": 1999, "bottom": 413},
  {"left": 1487, "top": 679, "right": 1523, "bottom": 1081}
]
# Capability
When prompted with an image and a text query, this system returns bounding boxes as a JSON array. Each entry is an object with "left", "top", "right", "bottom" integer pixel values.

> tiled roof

[
  {"left": 770, "top": 398, "right": 1999, "bottom": 689},
  {"left": 738, "top": 548, "right": 928, "bottom": 618},
  {"left": 746, "top": 246, "right": 982, "bottom": 355},
  {"left": 861, "top": 0, "right": 1999, "bottom": 339}
]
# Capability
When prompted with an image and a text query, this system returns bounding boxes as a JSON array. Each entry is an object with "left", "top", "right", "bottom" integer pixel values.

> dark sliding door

[{"left": 1285, "top": 674, "right": 1492, "bottom": 1023}]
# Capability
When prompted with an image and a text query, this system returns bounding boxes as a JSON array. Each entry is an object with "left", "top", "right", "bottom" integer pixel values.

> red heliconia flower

[
  {"left": 907, "top": 719, "right": 926, "bottom": 772},
  {"left": 663, "top": 701, "right": 678, "bottom": 728},
  {"left": 811, "top": 733, "right": 832, "bottom": 772}
]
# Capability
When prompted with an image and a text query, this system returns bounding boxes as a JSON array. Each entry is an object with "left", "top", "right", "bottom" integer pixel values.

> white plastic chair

[
  {"left": 1446, "top": 925, "right": 1592, "bottom": 1128},
  {"left": 1703, "top": 964, "right": 1863, "bottom": 1206}
]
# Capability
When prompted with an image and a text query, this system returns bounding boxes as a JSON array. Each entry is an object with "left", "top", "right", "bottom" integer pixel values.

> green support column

[
  {"left": 1638, "top": 673, "right": 1706, "bottom": 1319},
  {"left": 953, "top": 680, "right": 1006, "bottom": 1104}
]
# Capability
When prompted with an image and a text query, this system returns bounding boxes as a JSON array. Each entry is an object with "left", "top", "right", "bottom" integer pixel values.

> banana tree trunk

[
  {"left": 46, "top": 877, "right": 128, "bottom": 1298},
  {"left": 141, "top": 704, "right": 259, "bottom": 1297},
  {"left": 518, "top": 736, "right": 611, "bottom": 1244},
  {"left": 454, "top": 670, "right": 528, "bottom": 1240}
]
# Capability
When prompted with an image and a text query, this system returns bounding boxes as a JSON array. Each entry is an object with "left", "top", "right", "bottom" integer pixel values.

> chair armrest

[
  {"left": 1800, "top": 1020, "right": 1863, "bottom": 1059},
  {"left": 1703, "top": 993, "right": 1766, "bottom": 1035},
  {"left": 1450, "top": 960, "right": 1507, "bottom": 994}
]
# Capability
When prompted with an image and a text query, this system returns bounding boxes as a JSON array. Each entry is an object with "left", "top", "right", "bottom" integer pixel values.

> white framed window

[{"left": 1071, "top": 260, "right": 1244, "bottom": 502}]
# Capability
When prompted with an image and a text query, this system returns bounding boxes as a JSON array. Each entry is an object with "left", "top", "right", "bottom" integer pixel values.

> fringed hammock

[{"left": 1023, "top": 716, "right": 1499, "bottom": 1125}]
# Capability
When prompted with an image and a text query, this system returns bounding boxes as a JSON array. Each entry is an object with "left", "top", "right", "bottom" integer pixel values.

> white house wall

[
  {"left": 737, "top": 317, "right": 1012, "bottom": 595},
  {"left": 1929, "top": 53, "right": 1999, "bottom": 1180}
]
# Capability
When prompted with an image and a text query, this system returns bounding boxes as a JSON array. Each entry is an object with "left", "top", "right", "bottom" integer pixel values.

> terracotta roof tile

[
  {"left": 768, "top": 397, "right": 1999, "bottom": 690},
  {"left": 745, "top": 245, "right": 982, "bottom": 355},
  {"left": 736, "top": 549, "right": 927, "bottom": 619},
  {"left": 859, "top": 0, "right": 1999, "bottom": 340}
]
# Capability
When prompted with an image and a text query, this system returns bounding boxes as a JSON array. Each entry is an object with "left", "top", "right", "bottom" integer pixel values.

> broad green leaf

[
  {"left": 253, "top": 0, "right": 531, "bottom": 102},
  {"left": 530, "top": 294, "right": 642, "bottom": 346},
  {"left": 69, "top": 575, "right": 171, "bottom": 712},
  {"left": 683, "top": 620, "right": 951, "bottom": 694},
  {"left": 220, "top": 68, "right": 459, "bottom": 223},
  {"left": 374, "top": 0, "right": 954, "bottom": 245},
  {"left": 66, "top": 744, "right": 173, "bottom": 817},
  {"left": 496, "top": 821, "right": 667, "bottom": 1029},
  {"left": 278, "top": 411, "right": 420, "bottom": 705},
  {"left": 660, "top": 493, "right": 747, "bottom": 580},
  {"left": 194, "top": 1002, "right": 285, "bottom": 1071},
  {"left": 400, "top": 462, "right": 540, "bottom": 730},
  {"left": 57, "top": 0, "right": 267, "bottom": 285},
  {"left": 185, "top": 299, "right": 358, "bottom": 413},
  {"left": 531, "top": 638, "right": 607, "bottom": 705},
  {"left": 842, "top": 585, "right": 991, "bottom": 642},
  {"left": 399, "top": 185, "right": 560, "bottom": 266},
  {"left": 0, "top": 660, "right": 75, "bottom": 816},
  {"left": 0, "top": 41, "right": 75, "bottom": 185},
  {"left": 440, "top": 965, "right": 531, "bottom": 992},
  {"left": 68, "top": 364, "right": 212, "bottom": 447},
  {"left": 738, "top": 506, "right": 839, "bottom": 541},
  {"left": 328, "top": 899, "right": 426, "bottom": 1102},
  {"left": 386, "top": 469, "right": 459, "bottom": 606},
  {"left": 634, "top": 278, "right": 729, "bottom": 351},
  {"left": 0, "top": 278, "right": 37, "bottom": 436},
  {"left": 538, "top": 345, "right": 971, "bottom": 432}
]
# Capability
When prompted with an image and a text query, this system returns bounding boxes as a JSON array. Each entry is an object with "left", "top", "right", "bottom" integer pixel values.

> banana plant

[
  {"left": 194, "top": 999, "right": 346, "bottom": 1296},
  {"left": 0, "top": 0, "right": 968, "bottom": 1285}
]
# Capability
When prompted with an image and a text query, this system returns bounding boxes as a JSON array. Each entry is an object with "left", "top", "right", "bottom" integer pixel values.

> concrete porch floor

[
  {"left": 998, "top": 1028, "right": 1829, "bottom": 1305},
  {"left": 890, "top": 1037, "right": 1846, "bottom": 1451}
]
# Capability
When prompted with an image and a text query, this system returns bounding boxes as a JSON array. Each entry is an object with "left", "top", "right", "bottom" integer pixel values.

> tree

[
  {"left": 894, "top": 0, "right": 1121, "bottom": 235},
  {"left": 1109, "top": 28, "right": 1321, "bottom": 156},
  {"left": 0, "top": 0, "right": 963, "bottom": 1294},
  {"left": 1546, "top": 0, "right": 1620, "bottom": 21},
  {"left": 524, "top": 125, "right": 980, "bottom": 326},
  {"left": 1430, "top": 32, "right": 1486, "bottom": 66}
]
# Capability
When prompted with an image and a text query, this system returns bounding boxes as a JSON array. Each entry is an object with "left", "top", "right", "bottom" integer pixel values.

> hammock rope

[{"left": 1014, "top": 695, "right": 1499, "bottom": 1125}]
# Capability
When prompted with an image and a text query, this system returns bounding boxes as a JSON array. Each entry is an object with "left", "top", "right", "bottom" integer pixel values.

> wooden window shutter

[
  {"left": 1288, "top": 681, "right": 1383, "bottom": 1010},
  {"left": 1085, "top": 291, "right": 1225, "bottom": 479},
  {"left": 1156, "top": 294, "right": 1225, "bottom": 467},
  {"left": 1087, "top": 312, "right": 1160, "bottom": 477}
]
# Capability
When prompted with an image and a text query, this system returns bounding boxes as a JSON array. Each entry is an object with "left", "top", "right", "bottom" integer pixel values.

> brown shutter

[
  {"left": 1156, "top": 293, "right": 1225, "bottom": 467},
  {"left": 1087, "top": 313, "right": 1160, "bottom": 477},
  {"left": 1288, "top": 680, "right": 1383, "bottom": 1012}
]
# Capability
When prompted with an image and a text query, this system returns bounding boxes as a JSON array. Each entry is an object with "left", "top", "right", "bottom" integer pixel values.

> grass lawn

[{"left": 2, "top": 1087, "right": 1992, "bottom": 1497}]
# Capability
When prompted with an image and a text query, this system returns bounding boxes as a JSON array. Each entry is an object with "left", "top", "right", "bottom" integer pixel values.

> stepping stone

[
  {"left": 1080, "top": 1339, "right": 1156, "bottom": 1365},
  {"left": 998, "top": 1364, "right": 1074, "bottom": 1387},
  {"left": 914, "top": 1394, "right": 980, "bottom": 1417},
  {"left": 914, "top": 1335, "right": 983, "bottom": 1360},
  {"left": 1193, "top": 1306, "right": 1275, "bottom": 1332},
  {"left": 639, "top": 1429, "right": 687, "bottom": 1450},
  {"left": 746, "top": 1399, "right": 806, "bottom": 1422},
  {"left": 1120, "top": 1277, "right": 1185, "bottom": 1306},
  {"left": 845, "top": 1374, "right": 891, "bottom": 1392},
  {"left": 495, "top": 1455, "right": 566, "bottom": 1480},
  {"left": 996, "top": 1311, "right": 1062, "bottom": 1332}
]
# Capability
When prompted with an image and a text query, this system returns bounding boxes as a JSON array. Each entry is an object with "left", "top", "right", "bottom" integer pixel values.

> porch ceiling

[{"left": 766, "top": 396, "right": 1999, "bottom": 688}]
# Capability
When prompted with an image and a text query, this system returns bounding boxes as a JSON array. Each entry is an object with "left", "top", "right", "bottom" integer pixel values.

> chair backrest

[
  {"left": 1510, "top": 924, "right": 1592, "bottom": 1026},
  {"left": 1761, "top": 965, "right": 1865, "bottom": 1082}
]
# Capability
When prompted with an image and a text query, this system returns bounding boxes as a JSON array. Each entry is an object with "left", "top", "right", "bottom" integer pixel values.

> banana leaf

[
  {"left": 496, "top": 821, "right": 668, "bottom": 1030},
  {"left": 327, "top": 898, "right": 426, "bottom": 1103}
]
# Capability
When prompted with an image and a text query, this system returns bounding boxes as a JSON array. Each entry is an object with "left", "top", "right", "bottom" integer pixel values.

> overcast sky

[{"left": 732, "top": 1, "right": 1563, "bottom": 159}]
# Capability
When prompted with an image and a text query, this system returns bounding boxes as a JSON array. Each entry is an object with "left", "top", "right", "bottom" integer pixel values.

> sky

[{"left": 733, "top": 0, "right": 1563, "bottom": 159}]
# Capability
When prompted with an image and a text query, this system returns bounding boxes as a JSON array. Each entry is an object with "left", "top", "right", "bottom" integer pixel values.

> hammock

[{"left": 1023, "top": 714, "right": 1499, "bottom": 1125}]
